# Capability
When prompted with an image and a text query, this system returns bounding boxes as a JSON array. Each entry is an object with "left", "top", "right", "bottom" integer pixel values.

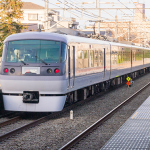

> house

[
  {"left": 21, "top": 2, "right": 79, "bottom": 33},
  {"left": 21, "top": 2, "right": 60, "bottom": 31}
]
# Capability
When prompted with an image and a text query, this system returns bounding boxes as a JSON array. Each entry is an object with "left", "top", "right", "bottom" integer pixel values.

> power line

[
  {"left": 65, "top": 0, "right": 97, "bottom": 18},
  {"left": 117, "top": 0, "right": 145, "bottom": 21},
  {"left": 42, "top": 0, "right": 97, "bottom": 19},
  {"left": 42, "top": 0, "right": 114, "bottom": 21}
]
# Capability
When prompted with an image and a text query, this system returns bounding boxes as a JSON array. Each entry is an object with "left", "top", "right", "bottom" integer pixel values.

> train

[{"left": 0, "top": 32, "right": 150, "bottom": 112}]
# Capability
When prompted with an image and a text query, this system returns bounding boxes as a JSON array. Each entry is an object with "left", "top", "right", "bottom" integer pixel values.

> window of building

[{"left": 28, "top": 14, "right": 38, "bottom": 21}]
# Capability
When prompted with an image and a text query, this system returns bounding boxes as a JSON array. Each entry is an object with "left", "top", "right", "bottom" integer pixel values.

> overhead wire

[
  {"left": 65, "top": 0, "right": 100, "bottom": 19},
  {"left": 129, "top": 0, "right": 148, "bottom": 42},
  {"left": 41, "top": 0, "right": 82, "bottom": 18},
  {"left": 42, "top": 0, "right": 97, "bottom": 19},
  {"left": 64, "top": 0, "right": 119, "bottom": 21},
  {"left": 58, "top": 0, "right": 110, "bottom": 20},
  {"left": 117, "top": 0, "right": 149, "bottom": 43},
  {"left": 117, "top": 0, "right": 145, "bottom": 20},
  {"left": 43, "top": 0, "right": 115, "bottom": 21},
  {"left": 23, "top": 0, "right": 149, "bottom": 38}
]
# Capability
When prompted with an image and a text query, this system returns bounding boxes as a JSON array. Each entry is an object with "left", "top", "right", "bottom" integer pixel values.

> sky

[{"left": 22, "top": 0, "right": 150, "bottom": 28}]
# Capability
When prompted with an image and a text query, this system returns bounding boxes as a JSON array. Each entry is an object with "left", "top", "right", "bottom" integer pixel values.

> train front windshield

[{"left": 6, "top": 40, "right": 61, "bottom": 64}]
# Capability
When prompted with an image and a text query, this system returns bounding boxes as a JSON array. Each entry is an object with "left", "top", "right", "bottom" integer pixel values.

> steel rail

[
  {"left": 0, "top": 116, "right": 21, "bottom": 128},
  {"left": 59, "top": 82, "right": 150, "bottom": 150},
  {"left": 0, "top": 91, "right": 105, "bottom": 142}
]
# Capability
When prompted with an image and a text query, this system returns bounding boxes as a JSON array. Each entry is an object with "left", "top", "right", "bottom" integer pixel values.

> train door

[
  {"left": 104, "top": 44, "right": 111, "bottom": 80},
  {"left": 68, "top": 46, "right": 75, "bottom": 89},
  {"left": 97, "top": 44, "right": 107, "bottom": 80}
]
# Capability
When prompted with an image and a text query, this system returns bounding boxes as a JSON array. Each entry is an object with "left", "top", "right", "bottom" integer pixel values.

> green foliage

[{"left": 0, "top": 0, "right": 25, "bottom": 56}]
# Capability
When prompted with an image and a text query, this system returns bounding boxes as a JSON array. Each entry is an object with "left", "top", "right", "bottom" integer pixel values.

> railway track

[
  {"left": 0, "top": 83, "right": 122, "bottom": 142},
  {"left": 0, "top": 116, "right": 21, "bottom": 128},
  {"left": 59, "top": 81, "right": 150, "bottom": 150},
  {"left": 0, "top": 74, "right": 148, "bottom": 143}
]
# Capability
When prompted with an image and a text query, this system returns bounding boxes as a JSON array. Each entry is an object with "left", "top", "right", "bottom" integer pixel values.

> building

[
  {"left": 21, "top": 2, "right": 79, "bottom": 33},
  {"left": 21, "top": 2, "right": 60, "bottom": 31},
  {"left": 86, "top": 3, "right": 150, "bottom": 46}
]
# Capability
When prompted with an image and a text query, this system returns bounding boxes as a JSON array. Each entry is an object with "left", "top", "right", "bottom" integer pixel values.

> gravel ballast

[
  {"left": 71, "top": 81, "right": 150, "bottom": 150},
  {"left": 0, "top": 73, "right": 150, "bottom": 150}
]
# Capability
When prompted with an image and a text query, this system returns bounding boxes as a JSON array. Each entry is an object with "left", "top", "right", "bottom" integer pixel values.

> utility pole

[
  {"left": 95, "top": 0, "right": 98, "bottom": 8},
  {"left": 63, "top": 0, "right": 65, "bottom": 18},
  {"left": 128, "top": 21, "right": 131, "bottom": 41},
  {"left": 45, "top": 0, "right": 49, "bottom": 30},
  {"left": 89, "top": 20, "right": 102, "bottom": 35},
  {"left": 115, "top": 9, "right": 118, "bottom": 39},
  {"left": 98, "top": 0, "right": 101, "bottom": 34}
]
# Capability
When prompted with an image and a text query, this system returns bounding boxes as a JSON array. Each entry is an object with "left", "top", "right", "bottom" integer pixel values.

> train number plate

[{"left": 22, "top": 67, "right": 40, "bottom": 74}]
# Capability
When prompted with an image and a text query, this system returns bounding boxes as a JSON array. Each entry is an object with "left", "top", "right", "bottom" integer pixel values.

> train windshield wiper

[
  {"left": 20, "top": 60, "right": 26, "bottom": 65},
  {"left": 35, "top": 56, "right": 48, "bottom": 65},
  {"left": 16, "top": 55, "right": 26, "bottom": 65}
]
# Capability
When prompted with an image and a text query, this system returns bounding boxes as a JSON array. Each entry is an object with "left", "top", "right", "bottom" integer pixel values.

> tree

[{"left": 0, "top": 0, "right": 25, "bottom": 56}]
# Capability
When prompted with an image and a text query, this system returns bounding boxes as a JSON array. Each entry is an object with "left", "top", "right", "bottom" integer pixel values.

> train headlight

[
  {"left": 10, "top": 68, "right": 15, "bottom": 74},
  {"left": 47, "top": 68, "right": 52, "bottom": 73},
  {"left": 4, "top": 68, "right": 9, "bottom": 73},
  {"left": 54, "top": 68, "right": 59, "bottom": 73}
]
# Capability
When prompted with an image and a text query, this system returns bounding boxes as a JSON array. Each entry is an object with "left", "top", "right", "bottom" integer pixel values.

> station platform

[{"left": 101, "top": 96, "right": 150, "bottom": 150}]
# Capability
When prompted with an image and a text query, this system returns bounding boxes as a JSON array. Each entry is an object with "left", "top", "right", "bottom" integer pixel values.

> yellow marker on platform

[
  {"left": 131, "top": 112, "right": 138, "bottom": 119},
  {"left": 126, "top": 77, "right": 131, "bottom": 81}
]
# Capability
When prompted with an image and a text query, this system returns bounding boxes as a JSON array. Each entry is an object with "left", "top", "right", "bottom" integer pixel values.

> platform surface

[{"left": 101, "top": 96, "right": 150, "bottom": 150}]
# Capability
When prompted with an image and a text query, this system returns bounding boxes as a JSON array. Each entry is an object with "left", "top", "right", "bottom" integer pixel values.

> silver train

[{"left": 1, "top": 32, "right": 150, "bottom": 112}]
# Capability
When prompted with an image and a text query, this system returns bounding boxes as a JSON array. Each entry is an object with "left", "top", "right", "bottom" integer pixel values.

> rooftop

[{"left": 22, "top": 2, "right": 44, "bottom": 9}]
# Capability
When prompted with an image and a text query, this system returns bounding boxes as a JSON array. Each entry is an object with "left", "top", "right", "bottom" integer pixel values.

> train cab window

[
  {"left": 40, "top": 40, "right": 60, "bottom": 63},
  {"left": 61, "top": 42, "right": 67, "bottom": 62},
  {"left": 6, "top": 40, "right": 60, "bottom": 64}
]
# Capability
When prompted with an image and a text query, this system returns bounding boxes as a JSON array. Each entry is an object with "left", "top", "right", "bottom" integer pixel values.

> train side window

[
  {"left": 94, "top": 50, "right": 98, "bottom": 67},
  {"left": 61, "top": 42, "right": 67, "bottom": 62},
  {"left": 99, "top": 51, "right": 102, "bottom": 66},
  {"left": 144, "top": 50, "right": 150, "bottom": 64},
  {"left": 84, "top": 50, "right": 88, "bottom": 68},
  {"left": 89, "top": 50, "right": 94, "bottom": 67},
  {"left": 77, "top": 50, "right": 83, "bottom": 69}
]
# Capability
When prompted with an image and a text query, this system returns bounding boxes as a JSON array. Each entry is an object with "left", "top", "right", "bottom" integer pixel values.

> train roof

[
  {"left": 4, "top": 32, "right": 150, "bottom": 50},
  {"left": 4, "top": 32, "right": 68, "bottom": 43}
]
